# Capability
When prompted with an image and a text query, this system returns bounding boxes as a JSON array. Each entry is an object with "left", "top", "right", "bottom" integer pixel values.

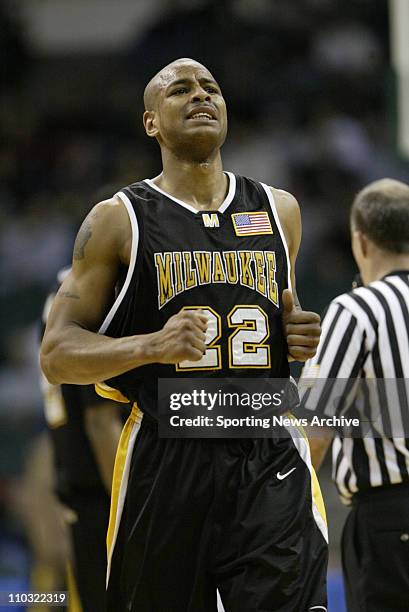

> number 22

[{"left": 176, "top": 305, "right": 271, "bottom": 371}]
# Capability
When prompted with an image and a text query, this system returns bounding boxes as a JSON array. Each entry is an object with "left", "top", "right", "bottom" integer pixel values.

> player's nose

[{"left": 191, "top": 86, "right": 211, "bottom": 103}]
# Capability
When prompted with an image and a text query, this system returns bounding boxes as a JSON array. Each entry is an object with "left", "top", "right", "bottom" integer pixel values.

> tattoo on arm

[{"left": 73, "top": 217, "right": 92, "bottom": 260}]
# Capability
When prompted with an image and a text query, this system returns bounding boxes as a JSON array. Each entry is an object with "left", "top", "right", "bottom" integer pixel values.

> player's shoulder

[
  {"left": 74, "top": 194, "right": 132, "bottom": 263},
  {"left": 119, "top": 178, "right": 160, "bottom": 204},
  {"left": 90, "top": 192, "right": 134, "bottom": 226},
  {"left": 253, "top": 184, "right": 300, "bottom": 226},
  {"left": 88, "top": 193, "right": 126, "bottom": 219},
  {"left": 269, "top": 187, "right": 299, "bottom": 212},
  {"left": 238, "top": 174, "right": 300, "bottom": 213}
]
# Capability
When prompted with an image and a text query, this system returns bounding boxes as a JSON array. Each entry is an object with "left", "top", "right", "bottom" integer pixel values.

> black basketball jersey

[
  {"left": 50, "top": 383, "right": 109, "bottom": 502},
  {"left": 99, "top": 173, "right": 291, "bottom": 419}
]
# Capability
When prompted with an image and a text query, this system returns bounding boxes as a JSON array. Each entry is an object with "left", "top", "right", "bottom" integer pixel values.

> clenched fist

[
  {"left": 282, "top": 289, "right": 321, "bottom": 362},
  {"left": 152, "top": 308, "right": 208, "bottom": 364}
]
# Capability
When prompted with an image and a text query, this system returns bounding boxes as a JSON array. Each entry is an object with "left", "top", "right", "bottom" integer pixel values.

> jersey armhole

[
  {"left": 98, "top": 190, "right": 140, "bottom": 334},
  {"left": 259, "top": 183, "right": 292, "bottom": 292}
]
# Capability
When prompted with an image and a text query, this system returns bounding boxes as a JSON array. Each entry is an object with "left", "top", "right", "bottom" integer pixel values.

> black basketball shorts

[
  {"left": 67, "top": 493, "right": 110, "bottom": 611},
  {"left": 106, "top": 406, "right": 328, "bottom": 612}
]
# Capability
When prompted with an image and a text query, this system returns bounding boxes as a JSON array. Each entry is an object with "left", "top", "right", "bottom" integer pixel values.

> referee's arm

[{"left": 299, "top": 299, "right": 368, "bottom": 470}]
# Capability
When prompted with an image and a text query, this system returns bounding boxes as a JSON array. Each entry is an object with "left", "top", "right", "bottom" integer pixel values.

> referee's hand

[{"left": 282, "top": 289, "right": 321, "bottom": 362}]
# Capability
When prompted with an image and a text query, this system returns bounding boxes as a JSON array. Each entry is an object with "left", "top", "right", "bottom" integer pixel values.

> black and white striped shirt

[{"left": 300, "top": 270, "right": 409, "bottom": 504}]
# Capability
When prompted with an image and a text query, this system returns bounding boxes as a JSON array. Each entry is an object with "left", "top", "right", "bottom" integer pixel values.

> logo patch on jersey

[
  {"left": 202, "top": 213, "right": 219, "bottom": 228},
  {"left": 232, "top": 212, "right": 273, "bottom": 236}
]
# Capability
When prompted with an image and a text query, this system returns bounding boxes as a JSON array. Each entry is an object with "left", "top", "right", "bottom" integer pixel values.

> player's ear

[
  {"left": 351, "top": 229, "right": 365, "bottom": 265},
  {"left": 143, "top": 110, "right": 159, "bottom": 138},
  {"left": 353, "top": 230, "right": 369, "bottom": 258}
]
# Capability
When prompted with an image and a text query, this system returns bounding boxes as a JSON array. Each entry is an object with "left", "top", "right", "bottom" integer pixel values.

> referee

[{"left": 300, "top": 178, "right": 409, "bottom": 611}]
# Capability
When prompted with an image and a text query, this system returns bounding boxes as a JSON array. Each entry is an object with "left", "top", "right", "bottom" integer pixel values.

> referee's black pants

[{"left": 342, "top": 483, "right": 409, "bottom": 612}]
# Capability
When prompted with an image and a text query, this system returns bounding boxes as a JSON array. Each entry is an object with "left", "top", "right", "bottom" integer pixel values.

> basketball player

[
  {"left": 41, "top": 271, "right": 124, "bottom": 611},
  {"left": 41, "top": 58, "right": 328, "bottom": 611}
]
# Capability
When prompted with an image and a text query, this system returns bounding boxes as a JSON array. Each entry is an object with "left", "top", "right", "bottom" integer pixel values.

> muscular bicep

[
  {"left": 49, "top": 263, "right": 116, "bottom": 333},
  {"left": 44, "top": 197, "right": 131, "bottom": 337}
]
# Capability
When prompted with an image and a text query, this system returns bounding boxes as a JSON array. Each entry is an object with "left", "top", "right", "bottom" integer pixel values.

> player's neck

[{"left": 154, "top": 151, "right": 228, "bottom": 211}]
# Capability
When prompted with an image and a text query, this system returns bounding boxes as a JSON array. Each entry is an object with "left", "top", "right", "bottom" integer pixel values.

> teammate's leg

[{"left": 69, "top": 496, "right": 110, "bottom": 611}]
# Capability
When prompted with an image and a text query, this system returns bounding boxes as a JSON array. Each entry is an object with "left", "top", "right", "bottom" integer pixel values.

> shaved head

[
  {"left": 142, "top": 57, "right": 227, "bottom": 160},
  {"left": 143, "top": 58, "right": 213, "bottom": 110}
]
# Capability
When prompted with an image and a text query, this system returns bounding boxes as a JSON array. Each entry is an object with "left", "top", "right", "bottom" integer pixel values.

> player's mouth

[{"left": 187, "top": 107, "right": 217, "bottom": 121}]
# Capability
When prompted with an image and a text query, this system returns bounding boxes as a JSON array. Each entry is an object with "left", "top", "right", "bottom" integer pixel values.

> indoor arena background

[{"left": 1, "top": 1, "right": 408, "bottom": 610}]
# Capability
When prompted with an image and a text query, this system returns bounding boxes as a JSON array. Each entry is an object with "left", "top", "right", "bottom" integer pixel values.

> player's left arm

[{"left": 271, "top": 188, "right": 321, "bottom": 362}]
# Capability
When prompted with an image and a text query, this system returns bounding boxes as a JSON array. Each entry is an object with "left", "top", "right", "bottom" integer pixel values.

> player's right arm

[{"left": 40, "top": 197, "right": 207, "bottom": 385}]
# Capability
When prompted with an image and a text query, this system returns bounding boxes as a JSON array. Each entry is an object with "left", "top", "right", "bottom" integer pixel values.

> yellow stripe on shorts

[
  {"left": 106, "top": 403, "right": 143, "bottom": 585},
  {"left": 285, "top": 417, "right": 328, "bottom": 542}
]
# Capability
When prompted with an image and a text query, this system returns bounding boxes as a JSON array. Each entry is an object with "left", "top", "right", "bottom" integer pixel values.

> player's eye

[
  {"left": 205, "top": 86, "right": 218, "bottom": 94},
  {"left": 171, "top": 88, "right": 188, "bottom": 95}
]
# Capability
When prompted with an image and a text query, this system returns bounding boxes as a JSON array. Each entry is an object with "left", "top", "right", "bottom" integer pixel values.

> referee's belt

[{"left": 352, "top": 482, "right": 409, "bottom": 504}]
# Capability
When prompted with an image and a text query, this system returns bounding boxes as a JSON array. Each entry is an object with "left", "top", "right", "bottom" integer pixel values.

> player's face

[{"left": 147, "top": 63, "right": 228, "bottom": 155}]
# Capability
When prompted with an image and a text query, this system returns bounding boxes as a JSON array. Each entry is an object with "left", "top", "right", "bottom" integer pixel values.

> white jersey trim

[
  {"left": 144, "top": 171, "right": 236, "bottom": 215},
  {"left": 98, "top": 191, "right": 139, "bottom": 334},
  {"left": 218, "top": 171, "right": 236, "bottom": 212},
  {"left": 260, "top": 183, "right": 292, "bottom": 292}
]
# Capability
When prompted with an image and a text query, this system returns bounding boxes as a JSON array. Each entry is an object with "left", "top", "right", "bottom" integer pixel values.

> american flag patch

[{"left": 231, "top": 211, "right": 273, "bottom": 236}]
